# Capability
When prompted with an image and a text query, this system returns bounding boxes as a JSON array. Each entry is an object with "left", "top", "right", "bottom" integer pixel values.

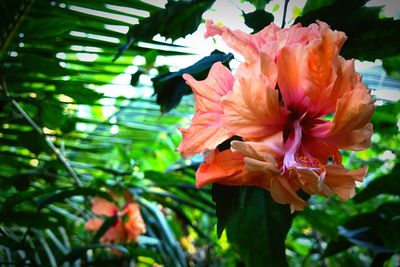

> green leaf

[
  {"left": 325, "top": 202, "right": 400, "bottom": 257},
  {"left": 2, "top": 210, "right": 64, "bottom": 229},
  {"left": 295, "top": 0, "right": 368, "bottom": 26},
  {"left": 211, "top": 184, "right": 241, "bottom": 238},
  {"left": 116, "top": 0, "right": 215, "bottom": 60},
  {"left": 383, "top": 55, "right": 400, "bottom": 80},
  {"left": 225, "top": 187, "right": 292, "bottom": 267},
  {"left": 243, "top": 10, "right": 274, "bottom": 33},
  {"left": 301, "top": 208, "right": 338, "bottom": 238},
  {"left": 17, "top": 130, "right": 47, "bottom": 155},
  {"left": 323, "top": 236, "right": 353, "bottom": 258},
  {"left": 56, "top": 84, "right": 103, "bottom": 103},
  {"left": 40, "top": 101, "right": 67, "bottom": 129},
  {"left": 302, "top": 0, "right": 335, "bottom": 15},
  {"left": 353, "top": 164, "right": 400, "bottom": 203},
  {"left": 152, "top": 50, "right": 234, "bottom": 112},
  {"left": 16, "top": 54, "right": 71, "bottom": 76},
  {"left": 22, "top": 18, "right": 77, "bottom": 38}
]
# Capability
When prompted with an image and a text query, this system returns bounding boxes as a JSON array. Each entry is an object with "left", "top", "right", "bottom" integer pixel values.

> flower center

[{"left": 282, "top": 113, "right": 321, "bottom": 175}]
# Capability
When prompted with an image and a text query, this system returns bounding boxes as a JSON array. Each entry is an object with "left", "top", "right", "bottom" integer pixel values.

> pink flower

[
  {"left": 178, "top": 21, "right": 374, "bottom": 212},
  {"left": 85, "top": 194, "right": 146, "bottom": 245}
]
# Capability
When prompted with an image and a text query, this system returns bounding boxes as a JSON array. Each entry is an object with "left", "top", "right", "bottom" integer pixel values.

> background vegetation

[{"left": 0, "top": 0, "right": 399, "bottom": 266}]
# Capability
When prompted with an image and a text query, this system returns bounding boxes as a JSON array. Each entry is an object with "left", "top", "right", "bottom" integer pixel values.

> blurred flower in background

[{"left": 85, "top": 192, "right": 146, "bottom": 245}]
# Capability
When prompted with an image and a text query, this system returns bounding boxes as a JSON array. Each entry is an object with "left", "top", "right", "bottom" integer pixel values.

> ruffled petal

[
  {"left": 314, "top": 84, "right": 374, "bottom": 150},
  {"left": 277, "top": 44, "right": 308, "bottom": 110},
  {"left": 222, "top": 58, "right": 287, "bottom": 140},
  {"left": 177, "top": 62, "right": 234, "bottom": 157},
  {"left": 196, "top": 149, "right": 270, "bottom": 189},
  {"left": 196, "top": 149, "right": 246, "bottom": 188},
  {"left": 205, "top": 20, "right": 280, "bottom": 62},
  {"left": 270, "top": 176, "right": 307, "bottom": 212},
  {"left": 297, "top": 169, "right": 320, "bottom": 195},
  {"left": 91, "top": 197, "right": 118, "bottom": 217},
  {"left": 178, "top": 113, "right": 231, "bottom": 157},
  {"left": 231, "top": 139, "right": 281, "bottom": 176},
  {"left": 321, "top": 165, "right": 368, "bottom": 200}
]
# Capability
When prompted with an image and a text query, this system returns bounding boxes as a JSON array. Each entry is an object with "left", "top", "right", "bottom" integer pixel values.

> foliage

[
  {"left": 243, "top": 9, "right": 274, "bottom": 32},
  {"left": 0, "top": 0, "right": 399, "bottom": 266}
]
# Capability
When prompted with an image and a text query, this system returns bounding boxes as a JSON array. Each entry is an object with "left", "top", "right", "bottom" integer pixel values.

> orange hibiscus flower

[
  {"left": 85, "top": 193, "right": 146, "bottom": 244},
  {"left": 179, "top": 20, "right": 374, "bottom": 212}
]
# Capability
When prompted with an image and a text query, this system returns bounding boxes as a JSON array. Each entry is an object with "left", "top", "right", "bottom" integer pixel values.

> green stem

[{"left": 281, "top": 0, "right": 290, "bottom": 28}]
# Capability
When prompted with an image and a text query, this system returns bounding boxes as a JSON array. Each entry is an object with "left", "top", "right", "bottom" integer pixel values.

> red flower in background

[
  {"left": 85, "top": 193, "right": 146, "bottom": 244},
  {"left": 178, "top": 20, "right": 374, "bottom": 212}
]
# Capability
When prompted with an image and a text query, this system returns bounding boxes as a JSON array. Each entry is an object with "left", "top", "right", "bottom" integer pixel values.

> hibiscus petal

[
  {"left": 316, "top": 84, "right": 374, "bottom": 150},
  {"left": 297, "top": 169, "right": 320, "bottom": 195},
  {"left": 231, "top": 140, "right": 280, "bottom": 176},
  {"left": 178, "top": 113, "right": 231, "bottom": 158},
  {"left": 123, "top": 203, "right": 146, "bottom": 242},
  {"left": 177, "top": 62, "right": 234, "bottom": 157},
  {"left": 270, "top": 176, "right": 306, "bottom": 212},
  {"left": 322, "top": 165, "right": 368, "bottom": 200},
  {"left": 222, "top": 64, "right": 287, "bottom": 140},
  {"left": 185, "top": 62, "right": 234, "bottom": 113},
  {"left": 277, "top": 44, "right": 307, "bottom": 111},
  {"left": 85, "top": 218, "right": 103, "bottom": 231},
  {"left": 205, "top": 20, "right": 280, "bottom": 62},
  {"left": 196, "top": 149, "right": 271, "bottom": 189},
  {"left": 196, "top": 149, "right": 245, "bottom": 188},
  {"left": 91, "top": 197, "right": 118, "bottom": 217}
]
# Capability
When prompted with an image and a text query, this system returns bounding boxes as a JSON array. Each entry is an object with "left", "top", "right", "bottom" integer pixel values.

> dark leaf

[
  {"left": 40, "top": 100, "right": 67, "bottom": 129},
  {"left": 301, "top": 208, "right": 338, "bottom": 238},
  {"left": 17, "top": 130, "right": 47, "bottom": 155},
  {"left": 302, "top": 0, "right": 335, "bottom": 15},
  {"left": 295, "top": 0, "right": 368, "bottom": 26},
  {"left": 371, "top": 252, "right": 394, "bottom": 267},
  {"left": 353, "top": 164, "right": 400, "bottom": 203},
  {"left": 130, "top": 69, "right": 145, "bottom": 87},
  {"left": 16, "top": 54, "right": 71, "bottom": 76},
  {"left": 243, "top": 10, "right": 274, "bottom": 33},
  {"left": 211, "top": 184, "right": 241, "bottom": 238},
  {"left": 325, "top": 203, "right": 400, "bottom": 257},
  {"left": 295, "top": 0, "right": 400, "bottom": 61},
  {"left": 22, "top": 18, "right": 77, "bottom": 38},
  {"left": 323, "top": 236, "right": 353, "bottom": 258},
  {"left": 152, "top": 50, "right": 234, "bottom": 112},
  {"left": 226, "top": 187, "right": 292, "bottom": 267},
  {"left": 2, "top": 210, "right": 64, "bottom": 229},
  {"left": 338, "top": 227, "right": 392, "bottom": 253}
]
